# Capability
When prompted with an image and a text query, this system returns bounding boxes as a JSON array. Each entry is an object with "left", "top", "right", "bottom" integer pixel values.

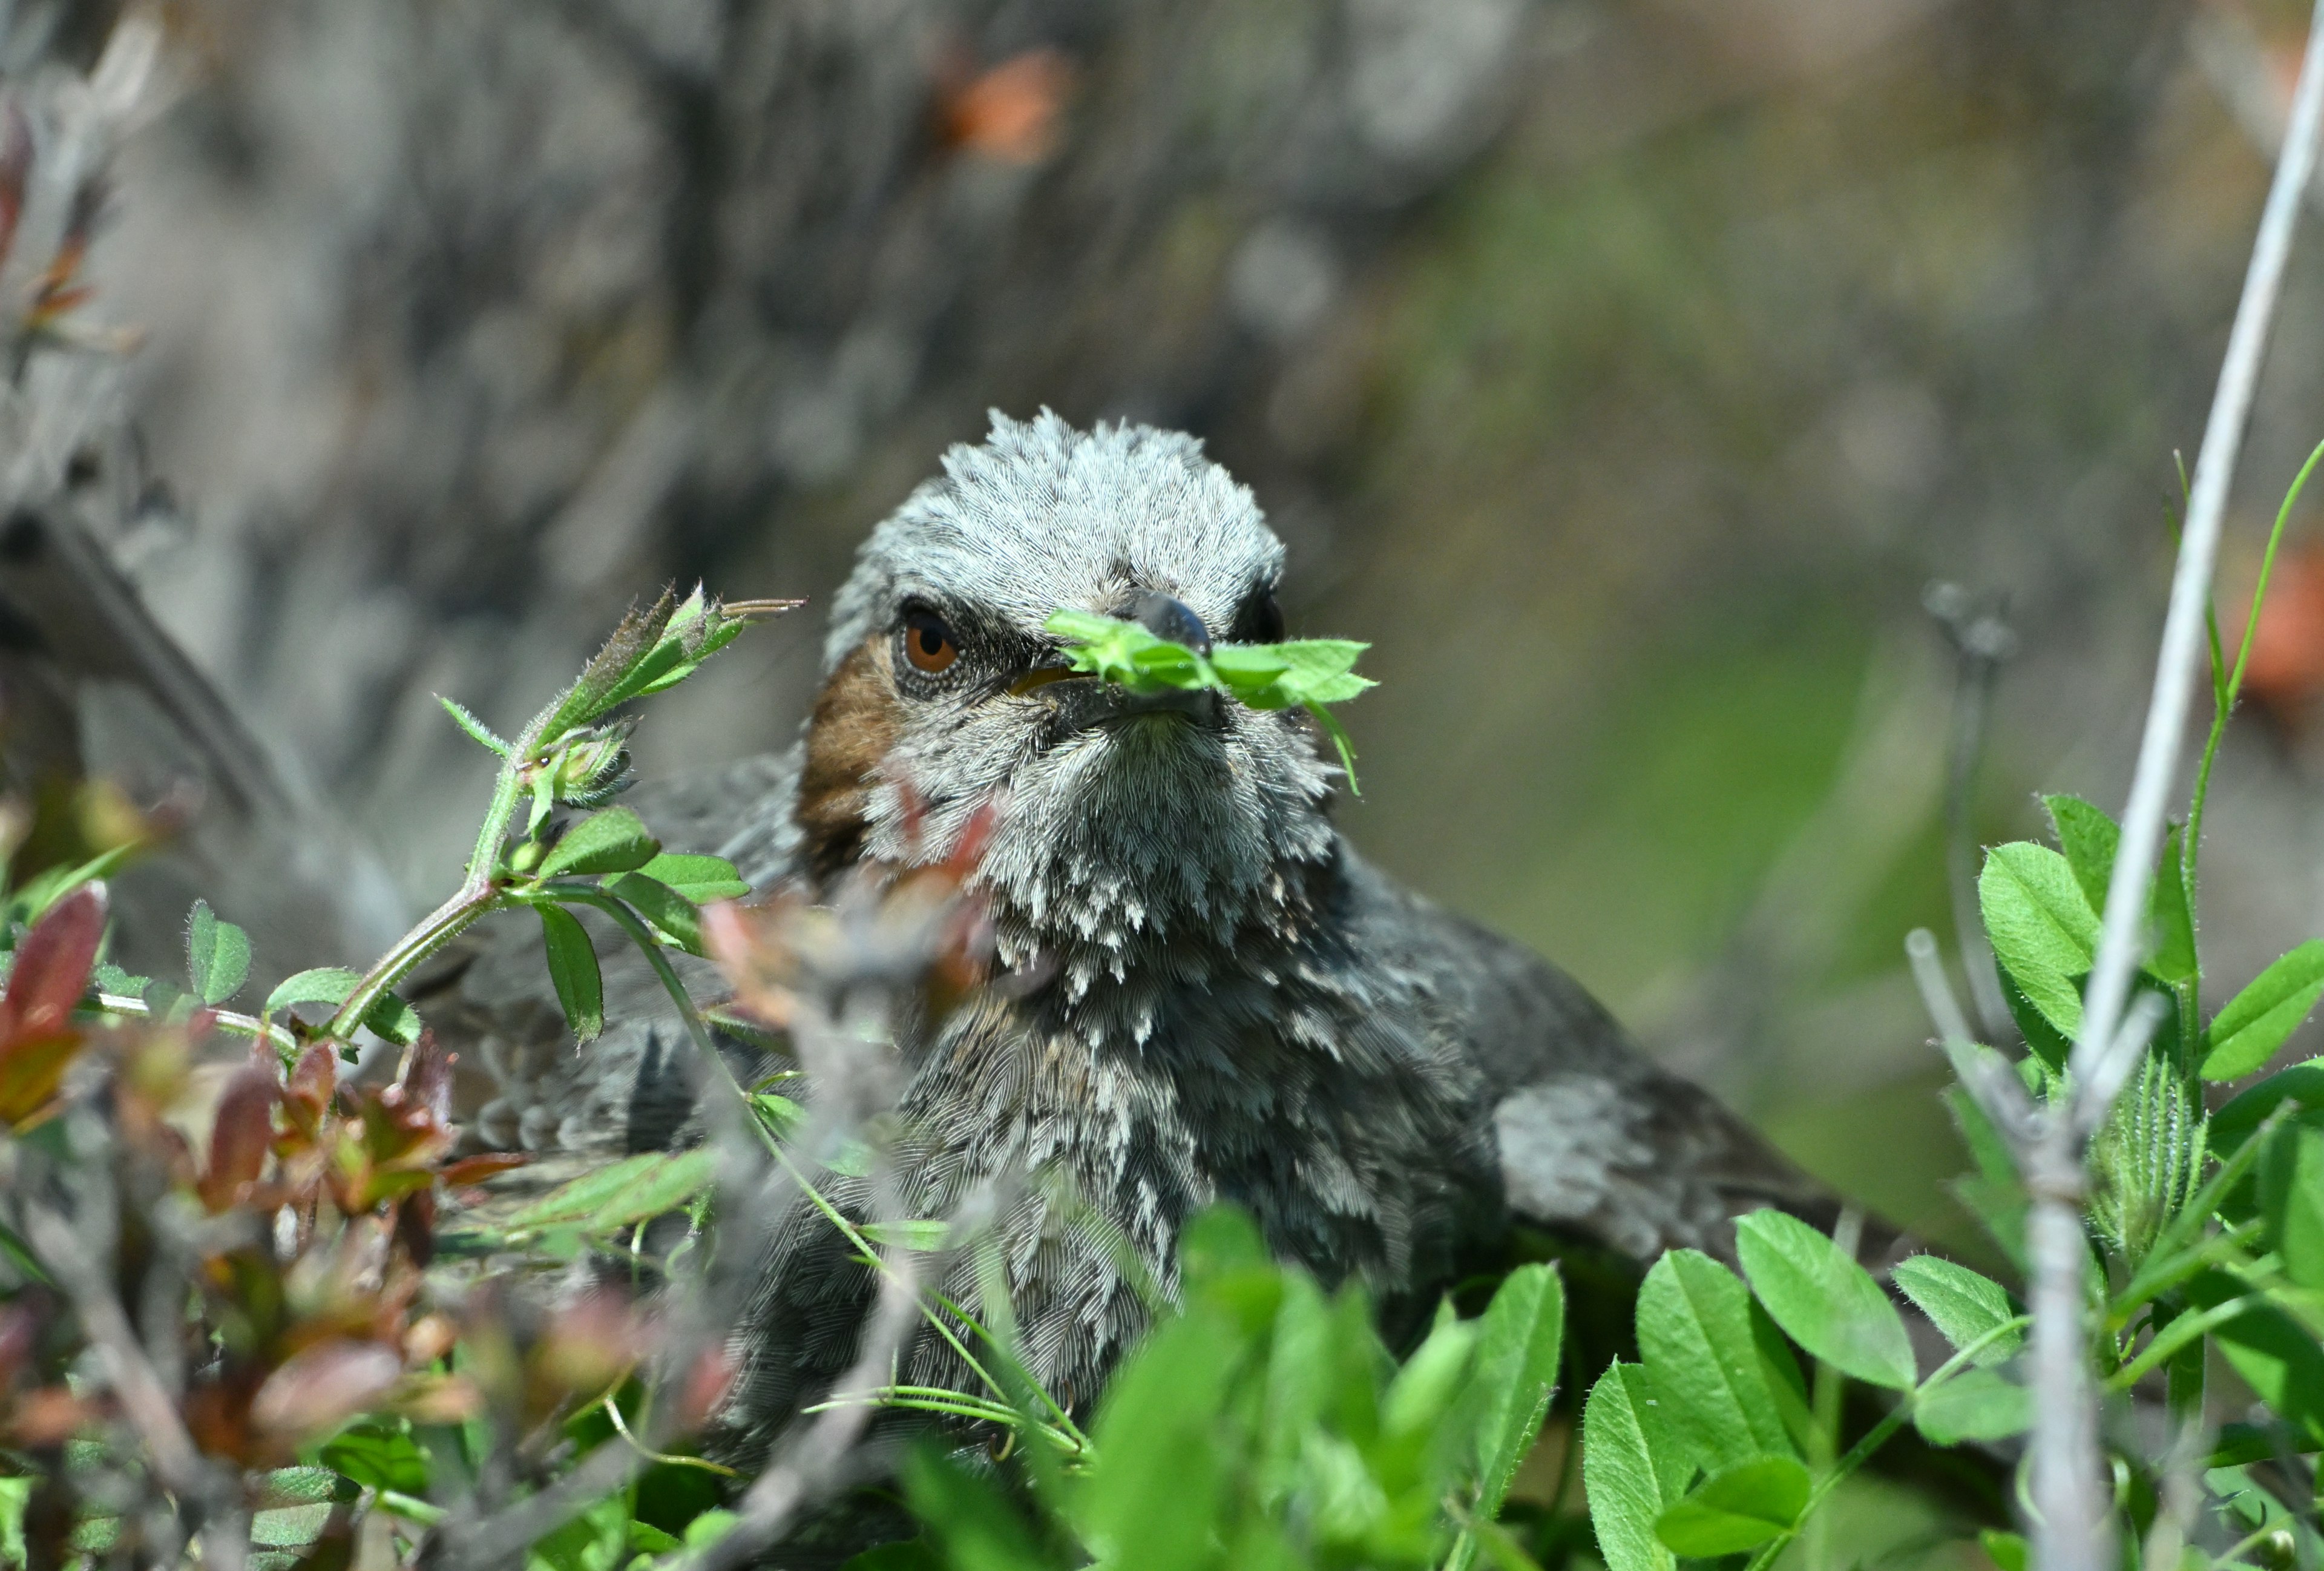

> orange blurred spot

[
  {"left": 2236, "top": 542, "right": 2324, "bottom": 719},
  {"left": 939, "top": 49, "right": 1073, "bottom": 164}
]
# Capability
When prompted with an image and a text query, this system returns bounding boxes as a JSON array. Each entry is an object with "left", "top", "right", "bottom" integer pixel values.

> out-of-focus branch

[
  {"left": 686, "top": 1256, "right": 925, "bottom": 1571},
  {"left": 2026, "top": 5, "right": 2324, "bottom": 1566},
  {"left": 1923, "top": 584, "right": 2017, "bottom": 1045},
  {"left": 19, "top": 1197, "right": 217, "bottom": 1506}
]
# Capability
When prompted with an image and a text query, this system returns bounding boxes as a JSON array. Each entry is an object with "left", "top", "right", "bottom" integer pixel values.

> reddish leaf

[
  {"left": 0, "top": 104, "right": 26, "bottom": 268},
  {"left": 7, "top": 1386, "right": 100, "bottom": 1446},
  {"left": 249, "top": 1340, "right": 403, "bottom": 1441},
  {"left": 402, "top": 1314, "right": 458, "bottom": 1366},
  {"left": 0, "top": 883, "right": 106, "bottom": 1048},
  {"left": 677, "top": 1345, "right": 740, "bottom": 1431},
  {"left": 0, "top": 1303, "right": 34, "bottom": 1385},
  {"left": 0, "top": 1036, "right": 82, "bottom": 1128},
  {"left": 278, "top": 1042, "right": 336, "bottom": 1144},
  {"left": 529, "top": 1292, "right": 651, "bottom": 1417},
  {"left": 939, "top": 48, "right": 1073, "bottom": 163},
  {"left": 392, "top": 1372, "right": 482, "bottom": 1425},
  {"left": 439, "top": 1153, "right": 530, "bottom": 1186},
  {"left": 200, "top": 1053, "right": 280, "bottom": 1213},
  {"left": 404, "top": 1033, "right": 453, "bottom": 1125}
]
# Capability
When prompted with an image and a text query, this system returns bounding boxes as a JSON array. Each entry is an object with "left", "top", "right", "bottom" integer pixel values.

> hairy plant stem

[{"left": 323, "top": 707, "right": 551, "bottom": 1044}]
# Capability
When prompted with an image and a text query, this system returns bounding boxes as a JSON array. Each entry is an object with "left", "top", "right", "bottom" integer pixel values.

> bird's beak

[{"left": 1121, "top": 589, "right": 1211, "bottom": 656}]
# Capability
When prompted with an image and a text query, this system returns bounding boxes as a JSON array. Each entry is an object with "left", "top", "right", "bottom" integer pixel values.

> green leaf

[
  {"left": 319, "top": 1421, "right": 430, "bottom": 1496},
  {"left": 2147, "top": 826, "right": 2198, "bottom": 985},
  {"left": 604, "top": 874, "right": 706, "bottom": 955},
  {"left": 1735, "top": 1211, "right": 1915, "bottom": 1391},
  {"left": 526, "top": 1494, "right": 628, "bottom": 1571},
  {"left": 632, "top": 852, "right": 749, "bottom": 902},
  {"left": 503, "top": 1148, "right": 717, "bottom": 1235},
  {"left": 2044, "top": 794, "right": 2119, "bottom": 914},
  {"left": 251, "top": 1503, "right": 335, "bottom": 1549},
  {"left": 898, "top": 1446, "right": 1049, "bottom": 1571},
  {"left": 1581, "top": 1363, "right": 1683, "bottom": 1571},
  {"left": 1653, "top": 1455, "right": 1810, "bottom": 1557},
  {"left": 2212, "top": 1058, "right": 2324, "bottom": 1154},
  {"left": 2001, "top": 969, "right": 2074, "bottom": 1075},
  {"left": 626, "top": 1523, "right": 681, "bottom": 1555},
  {"left": 752, "top": 1092, "right": 807, "bottom": 1142},
  {"left": 1635, "top": 1250, "right": 1799, "bottom": 1469},
  {"left": 1890, "top": 1256, "right": 2022, "bottom": 1367},
  {"left": 537, "top": 904, "right": 605, "bottom": 1044},
  {"left": 262, "top": 967, "right": 424, "bottom": 1046},
  {"left": 2202, "top": 942, "right": 2324, "bottom": 1081},
  {"left": 858, "top": 1219, "right": 953, "bottom": 1253},
  {"left": 1979, "top": 842, "right": 2099, "bottom": 1039},
  {"left": 2187, "top": 1270, "right": 2324, "bottom": 1447},
  {"left": 1044, "top": 608, "right": 1374, "bottom": 791},
  {"left": 1384, "top": 1311, "right": 1480, "bottom": 1438},
  {"left": 437, "top": 695, "right": 511, "bottom": 757},
  {"left": 1462, "top": 1263, "right": 1566, "bottom": 1524},
  {"left": 537, "top": 807, "right": 660, "bottom": 880},
  {"left": 0, "top": 1477, "right": 28, "bottom": 1570},
  {"left": 1981, "top": 1529, "right": 2030, "bottom": 1571},
  {"left": 2262, "top": 1127, "right": 2324, "bottom": 1291},
  {"left": 1911, "top": 1368, "right": 2032, "bottom": 1445},
  {"left": 90, "top": 960, "right": 149, "bottom": 998},
  {"left": 185, "top": 898, "right": 251, "bottom": 1006},
  {"left": 266, "top": 967, "right": 364, "bottom": 1015},
  {"left": 1082, "top": 1310, "right": 1235, "bottom": 1571}
]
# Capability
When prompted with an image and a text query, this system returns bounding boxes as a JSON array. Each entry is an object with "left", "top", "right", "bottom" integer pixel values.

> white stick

[{"left": 2029, "top": 8, "right": 2324, "bottom": 1568}]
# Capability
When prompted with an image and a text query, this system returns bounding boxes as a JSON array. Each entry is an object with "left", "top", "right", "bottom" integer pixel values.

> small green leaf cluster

[
  {"left": 875, "top": 1206, "right": 1565, "bottom": 1571},
  {"left": 320, "top": 587, "right": 774, "bottom": 1053},
  {"left": 1043, "top": 609, "right": 1375, "bottom": 790},
  {"left": 1581, "top": 1215, "right": 2024, "bottom": 1571}
]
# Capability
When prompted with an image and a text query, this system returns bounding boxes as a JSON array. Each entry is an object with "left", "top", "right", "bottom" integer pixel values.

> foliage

[
  {"left": 859, "top": 1210, "right": 1566, "bottom": 1571},
  {"left": 1567, "top": 441, "right": 2324, "bottom": 1570},
  {"left": 1043, "top": 608, "right": 1375, "bottom": 789},
  {"left": 0, "top": 590, "right": 781, "bottom": 1567}
]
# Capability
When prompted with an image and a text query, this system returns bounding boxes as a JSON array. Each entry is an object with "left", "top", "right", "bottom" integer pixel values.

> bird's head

[{"left": 795, "top": 411, "right": 1341, "bottom": 1011}]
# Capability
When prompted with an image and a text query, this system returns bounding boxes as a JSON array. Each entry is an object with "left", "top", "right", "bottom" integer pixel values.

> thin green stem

[
  {"left": 1739, "top": 1316, "right": 2033, "bottom": 1571},
  {"left": 324, "top": 703, "right": 557, "bottom": 1041},
  {"left": 90, "top": 993, "right": 296, "bottom": 1055},
  {"left": 2109, "top": 1219, "right": 2264, "bottom": 1329},
  {"left": 803, "top": 1387, "right": 1084, "bottom": 1453},
  {"left": 602, "top": 1395, "right": 741, "bottom": 1477},
  {"left": 559, "top": 881, "right": 1082, "bottom": 1450},
  {"left": 1806, "top": 1355, "right": 1842, "bottom": 1571},
  {"left": 2105, "top": 1294, "right": 2265, "bottom": 1392},
  {"left": 548, "top": 883, "right": 1094, "bottom": 1455},
  {"left": 2187, "top": 436, "right": 2324, "bottom": 932}
]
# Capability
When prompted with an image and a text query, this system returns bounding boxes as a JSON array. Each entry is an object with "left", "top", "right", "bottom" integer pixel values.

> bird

[{"left": 428, "top": 409, "right": 1848, "bottom": 1480}]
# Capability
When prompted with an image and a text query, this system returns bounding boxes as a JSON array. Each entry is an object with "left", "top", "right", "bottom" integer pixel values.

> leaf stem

[
  {"left": 2104, "top": 1294, "right": 2265, "bottom": 1392},
  {"left": 2185, "top": 435, "right": 2324, "bottom": 936},
  {"left": 1740, "top": 1315, "right": 2033, "bottom": 1571},
  {"left": 324, "top": 704, "right": 553, "bottom": 1042},
  {"left": 90, "top": 992, "right": 297, "bottom": 1055}
]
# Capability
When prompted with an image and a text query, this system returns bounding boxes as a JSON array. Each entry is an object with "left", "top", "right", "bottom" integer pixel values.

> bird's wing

[
  {"left": 1342, "top": 853, "right": 1853, "bottom": 1266},
  {"left": 414, "top": 748, "right": 799, "bottom": 1188}
]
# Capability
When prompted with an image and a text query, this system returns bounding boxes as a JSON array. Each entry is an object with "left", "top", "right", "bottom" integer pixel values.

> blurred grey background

[{"left": 13, "top": 0, "right": 2324, "bottom": 1252}]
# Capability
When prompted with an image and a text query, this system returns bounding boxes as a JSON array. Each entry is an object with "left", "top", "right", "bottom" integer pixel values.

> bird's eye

[
  {"left": 1234, "top": 589, "right": 1285, "bottom": 645},
  {"left": 902, "top": 608, "right": 960, "bottom": 674}
]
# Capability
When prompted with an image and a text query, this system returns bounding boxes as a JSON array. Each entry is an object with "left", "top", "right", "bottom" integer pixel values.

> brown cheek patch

[{"left": 795, "top": 637, "right": 904, "bottom": 884}]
